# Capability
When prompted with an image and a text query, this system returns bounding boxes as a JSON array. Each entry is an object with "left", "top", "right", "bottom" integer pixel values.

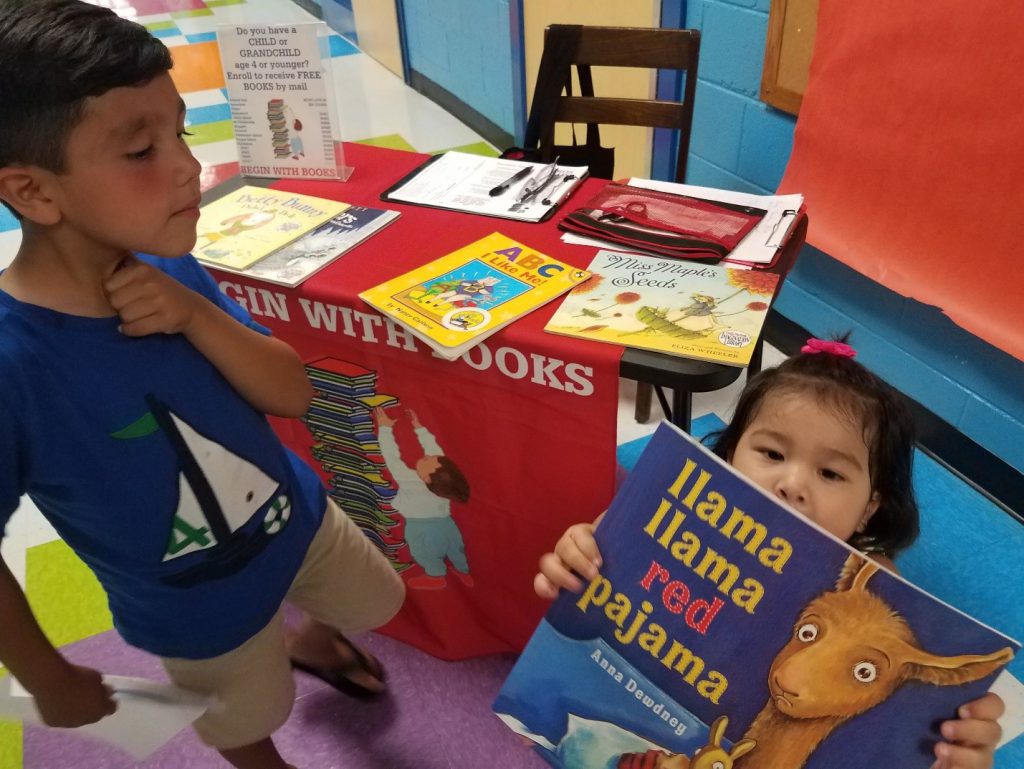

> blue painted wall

[
  {"left": 681, "top": 0, "right": 1024, "bottom": 474},
  {"left": 400, "top": 0, "right": 518, "bottom": 136}
]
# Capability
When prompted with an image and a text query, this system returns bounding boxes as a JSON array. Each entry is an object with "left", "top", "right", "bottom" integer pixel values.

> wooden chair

[
  {"left": 528, "top": 24, "right": 700, "bottom": 186},
  {"left": 528, "top": 24, "right": 749, "bottom": 429}
]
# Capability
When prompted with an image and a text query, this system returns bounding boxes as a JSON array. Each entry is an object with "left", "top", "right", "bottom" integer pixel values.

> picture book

[
  {"left": 494, "top": 422, "right": 1018, "bottom": 769},
  {"left": 544, "top": 250, "right": 781, "bottom": 367},
  {"left": 212, "top": 205, "right": 400, "bottom": 287},
  {"left": 358, "top": 232, "right": 591, "bottom": 361},
  {"left": 194, "top": 186, "right": 349, "bottom": 271}
]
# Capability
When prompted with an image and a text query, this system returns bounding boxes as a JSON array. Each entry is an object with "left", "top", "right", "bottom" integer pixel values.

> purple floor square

[{"left": 23, "top": 625, "right": 548, "bottom": 769}]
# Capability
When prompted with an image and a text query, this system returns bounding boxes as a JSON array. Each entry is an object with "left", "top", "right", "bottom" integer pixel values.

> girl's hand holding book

[{"left": 534, "top": 515, "right": 605, "bottom": 601}]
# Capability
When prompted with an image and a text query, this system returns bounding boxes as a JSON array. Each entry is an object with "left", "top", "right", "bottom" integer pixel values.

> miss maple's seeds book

[
  {"left": 194, "top": 186, "right": 350, "bottom": 271},
  {"left": 544, "top": 250, "right": 781, "bottom": 367},
  {"left": 494, "top": 422, "right": 1017, "bottom": 769},
  {"left": 359, "top": 232, "right": 590, "bottom": 361}
]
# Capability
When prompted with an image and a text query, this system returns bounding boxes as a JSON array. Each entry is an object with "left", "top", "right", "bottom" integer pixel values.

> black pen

[{"left": 488, "top": 166, "right": 532, "bottom": 197}]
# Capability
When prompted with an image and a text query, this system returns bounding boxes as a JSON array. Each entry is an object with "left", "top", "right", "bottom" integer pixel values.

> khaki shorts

[{"left": 161, "top": 499, "right": 405, "bottom": 750}]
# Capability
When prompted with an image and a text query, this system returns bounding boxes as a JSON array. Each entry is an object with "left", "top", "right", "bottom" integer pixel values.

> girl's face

[{"left": 729, "top": 391, "right": 879, "bottom": 542}]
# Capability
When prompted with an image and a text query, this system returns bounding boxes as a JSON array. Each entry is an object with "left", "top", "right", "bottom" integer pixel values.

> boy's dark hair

[
  {"left": 707, "top": 338, "right": 920, "bottom": 557},
  {"left": 0, "top": 0, "right": 172, "bottom": 216},
  {"left": 425, "top": 457, "right": 470, "bottom": 504}
]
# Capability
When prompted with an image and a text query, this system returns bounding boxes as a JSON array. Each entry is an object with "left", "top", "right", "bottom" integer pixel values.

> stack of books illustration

[
  {"left": 302, "top": 357, "right": 408, "bottom": 570},
  {"left": 267, "top": 99, "right": 290, "bottom": 159}
]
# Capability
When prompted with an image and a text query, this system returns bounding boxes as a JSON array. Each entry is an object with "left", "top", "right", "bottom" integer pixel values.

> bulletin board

[
  {"left": 777, "top": 0, "right": 1024, "bottom": 362},
  {"left": 760, "top": 0, "right": 819, "bottom": 115}
]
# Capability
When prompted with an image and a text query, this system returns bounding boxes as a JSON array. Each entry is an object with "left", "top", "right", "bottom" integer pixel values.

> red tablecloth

[{"left": 208, "top": 143, "right": 622, "bottom": 659}]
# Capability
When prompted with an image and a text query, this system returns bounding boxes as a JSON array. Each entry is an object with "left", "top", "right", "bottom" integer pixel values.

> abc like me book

[
  {"left": 494, "top": 423, "right": 1018, "bottom": 769},
  {"left": 194, "top": 185, "right": 349, "bottom": 271},
  {"left": 544, "top": 250, "right": 781, "bottom": 367},
  {"left": 359, "top": 232, "right": 590, "bottom": 361}
]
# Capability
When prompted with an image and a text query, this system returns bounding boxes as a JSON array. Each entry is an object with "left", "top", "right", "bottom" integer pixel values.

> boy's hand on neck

[{"left": 103, "top": 254, "right": 204, "bottom": 337}]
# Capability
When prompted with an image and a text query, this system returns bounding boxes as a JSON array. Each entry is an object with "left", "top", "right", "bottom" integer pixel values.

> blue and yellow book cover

[
  {"left": 359, "top": 232, "right": 590, "bottom": 360},
  {"left": 494, "top": 423, "right": 1018, "bottom": 769}
]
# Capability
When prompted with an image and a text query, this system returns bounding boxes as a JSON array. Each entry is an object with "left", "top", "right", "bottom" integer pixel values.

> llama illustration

[
  {"left": 733, "top": 554, "right": 1013, "bottom": 769},
  {"left": 688, "top": 716, "right": 756, "bottom": 769},
  {"left": 616, "top": 715, "right": 755, "bottom": 769}
]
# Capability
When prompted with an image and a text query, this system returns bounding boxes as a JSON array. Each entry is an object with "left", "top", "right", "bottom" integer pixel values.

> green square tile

[
  {"left": 356, "top": 134, "right": 417, "bottom": 152},
  {"left": 434, "top": 141, "right": 499, "bottom": 157},
  {"left": 25, "top": 540, "right": 113, "bottom": 649},
  {"left": 171, "top": 8, "right": 215, "bottom": 18},
  {"left": 185, "top": 119, "right": 235, "bottom": 146},
  {"left": 206, "top": 0, "right": 246, "bottom": 7},
  {"left": 0, "top": 718, "right": 22, "bottom": 769},
  {"left": 144, "top": 20, "right": 177, "bottom": 32}
]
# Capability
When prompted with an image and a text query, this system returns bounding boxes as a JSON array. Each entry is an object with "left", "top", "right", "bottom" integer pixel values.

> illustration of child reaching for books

[
  {"left": 284, "top": 105, "right": 304, "bottom": 160},
  {"left": 535, "top": 337, "right": 1005, "bottom": 769},
  {"left": 374, "top": 407, "right": 472, "bottom": 590}
]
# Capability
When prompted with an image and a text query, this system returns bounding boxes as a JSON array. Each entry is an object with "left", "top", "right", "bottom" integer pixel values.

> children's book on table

[
  {"left": 494, "top": 422, "right": 1018, "bottom": 769},
  {"left": 359, "top": 232, "right": 591, "bottom": 361},
  {"left": 544, "top": 250, "right": 781, "bottom": 367},
  {"left": 208, "top": 205, "right": 400, "bottom": 287},
  {"left": 193, "top": 185, "right": 350, "bottom": 272}
]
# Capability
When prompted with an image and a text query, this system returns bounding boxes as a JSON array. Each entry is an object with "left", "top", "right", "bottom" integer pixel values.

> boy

[{"left": 0, "top": 2, "right": 404, "bottom": 768}]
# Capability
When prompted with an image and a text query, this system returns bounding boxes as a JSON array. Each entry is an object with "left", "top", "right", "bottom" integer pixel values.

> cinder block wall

[{"left": 682, "top": 0, "right": 1024, "bottom": 474}]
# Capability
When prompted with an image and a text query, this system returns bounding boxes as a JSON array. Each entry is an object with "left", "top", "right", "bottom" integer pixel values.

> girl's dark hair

[
  {"left": 0, "top": 0, "right": 172, "bottom": 214},
  {"left": 707, "top": 339, "right": 919, "bottom": 556},
  {"left": 426, "top": 456, "right": 470, "bottom": 504}
]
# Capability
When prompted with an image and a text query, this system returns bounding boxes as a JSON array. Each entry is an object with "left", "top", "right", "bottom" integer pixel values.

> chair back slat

[
  {"left": 530, "top": 24, "right": 701, "bottom": 183},
  {"left": 555, "top": 97, "right": 687, "bottom": 130},
  {"left": 573, "top": 27, "right": 698, "bottom": 70}
]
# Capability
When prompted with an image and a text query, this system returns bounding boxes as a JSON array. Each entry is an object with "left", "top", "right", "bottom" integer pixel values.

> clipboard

[{"left": 379, "top": 151, "right": 589, "bottom": 224}]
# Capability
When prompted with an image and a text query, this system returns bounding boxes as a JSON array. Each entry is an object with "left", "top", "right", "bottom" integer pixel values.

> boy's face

[{"left": 50, "top": 72, "right": 201, "bottom": 259}]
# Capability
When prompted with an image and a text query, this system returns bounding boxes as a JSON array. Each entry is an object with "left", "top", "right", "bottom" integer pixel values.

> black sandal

[{"left": 290, "top": 635, "right": 386, "bottom": 700}]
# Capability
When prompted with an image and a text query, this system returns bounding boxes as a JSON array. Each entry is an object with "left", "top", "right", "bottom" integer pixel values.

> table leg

[
  {"left": 749, "top": 338, "right": 764, "bottom": 375},
  {"left": 634, "top": 382, "right": 653, "bottom": 423},
  {"left": 671, "top": 389, "right": 692, "bottom": 433}
]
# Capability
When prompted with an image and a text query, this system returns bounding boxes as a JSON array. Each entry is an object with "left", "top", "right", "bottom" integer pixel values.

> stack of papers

[
  {"left": 561, "top": 178, "right": 803, "bottom": 269},
  {"left": 381, "top": 151, "right": 589, "bottom": 223}
]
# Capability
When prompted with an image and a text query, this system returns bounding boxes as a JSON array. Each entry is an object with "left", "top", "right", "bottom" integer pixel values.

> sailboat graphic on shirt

[{"left": 145, "top": 395, "right": 292, "bottom": 588}]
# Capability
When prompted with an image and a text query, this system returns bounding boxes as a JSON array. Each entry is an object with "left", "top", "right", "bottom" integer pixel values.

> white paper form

[
  {"left": 0, "top": 675, "right": 212, "bottom": 760},
  {"left": 384, "top": 151, "right": 588, "bottom": 223}
]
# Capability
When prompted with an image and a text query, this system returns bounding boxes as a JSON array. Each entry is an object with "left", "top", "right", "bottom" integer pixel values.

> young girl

[{"left": 535, "top": 339, "right": 1005, "bottom": 769}]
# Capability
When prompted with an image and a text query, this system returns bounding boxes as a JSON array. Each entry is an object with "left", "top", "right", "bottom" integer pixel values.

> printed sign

[{"left": 217, "top": 23, "right": 350, "bottom": 180}]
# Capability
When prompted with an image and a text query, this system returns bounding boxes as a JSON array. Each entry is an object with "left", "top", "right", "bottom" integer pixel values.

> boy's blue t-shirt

[{"left": 0, "top": 254, "right": 327, "bottom": 659}]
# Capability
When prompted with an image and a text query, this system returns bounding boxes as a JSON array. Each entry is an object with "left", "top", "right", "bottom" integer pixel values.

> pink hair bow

[{"left": 801, "top": 338, "right": 857, "bottom": 358}]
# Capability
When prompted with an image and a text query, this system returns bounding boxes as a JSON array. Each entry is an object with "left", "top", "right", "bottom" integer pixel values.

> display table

[
  {"left": 202, "top": 142, "right": 802, "bottom": 659},
  {"left": 204, "top": 143, "right": 622, "bottom": 659}
]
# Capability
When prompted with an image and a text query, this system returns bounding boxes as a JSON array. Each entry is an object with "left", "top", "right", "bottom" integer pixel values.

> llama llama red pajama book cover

[{"left": 494, "top": 422, "right": 1018, "bottom": 769}]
